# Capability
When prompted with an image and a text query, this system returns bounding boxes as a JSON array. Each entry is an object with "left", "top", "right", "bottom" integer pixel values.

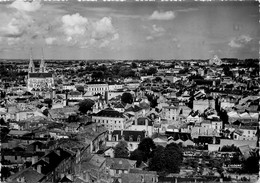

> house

[
  {"left": 193, "top": 98, "right": 215, "bottom": 113},
  {"left": 124, "top": 105, "right": 143, "bottom": 119},
  {"left": 78, "top": 154, "right": 111, "bottom": 183},
  {"left": 107, "top": 90, "right": 124, "bottom": 101},
  {"left": 106, "top": 158, "right": 136, "bottom": 179},
  {"left": 7, "top": 167, "right": 44, "bottom": 183},
  {"left": 161, "top": 105, "right": 178, "bottom": 121},
  {"left": 120, "top": 169, "right": 158, "bottom": 183},
  {"left": 224, "top": 125, "right": 257, "bottom": 141},
  {"left": 106, "top": 130, "right": 146, "bottom": 152},
  {"left": 92, "top": 108, "right": 132, "bottom": 131},
  {"left": 113, "top": 102, "right": 125, "bottom": 113},
  {"left": 128, "top": 117, "right": 153, "bottom": 137},
  {"left": 76, "top": 123, "right": 108, "bottom": 153},
  {"left": 108, "top": 83, "right": 124, "bottom": 91}
]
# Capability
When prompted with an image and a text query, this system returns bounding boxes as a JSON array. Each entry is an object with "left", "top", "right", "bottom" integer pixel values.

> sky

[{"left": 0, "top": 0, "right": 259, "bottom": 60}]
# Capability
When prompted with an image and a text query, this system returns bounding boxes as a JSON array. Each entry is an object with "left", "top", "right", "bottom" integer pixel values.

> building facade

[{"left": 27, "top": 54, "right": 54, "bottom": 92}]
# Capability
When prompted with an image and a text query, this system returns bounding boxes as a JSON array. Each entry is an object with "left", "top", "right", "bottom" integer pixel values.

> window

[
  {"left": 137, "top": 135, "right": 141, "bottom": 142},
  {"left": 129, "top": 136, "right": 133, "bottom": 141}
]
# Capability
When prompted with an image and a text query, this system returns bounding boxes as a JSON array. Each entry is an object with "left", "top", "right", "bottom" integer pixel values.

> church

[{"left": 27, "top": 53, "right": 54, "bottom": 92}]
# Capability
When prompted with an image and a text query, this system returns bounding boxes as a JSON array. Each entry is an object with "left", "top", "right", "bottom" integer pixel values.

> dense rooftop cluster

[{"left": 0, "top": 56, "right": 259, "bottom": 183}]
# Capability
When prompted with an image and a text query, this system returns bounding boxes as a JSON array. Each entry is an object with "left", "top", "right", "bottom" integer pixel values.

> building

[
  {"left": 85, "top": 82, "right": 109, "bottom": 96},
  {"left": 92, "top": 108, "right": 132, "bottom": 131},
  {"left": 161, "top": 105, "right": 177, "bottom": 121},
  {"left": 27, "top": 52, "right": 54, "bottom": 92},
  {"left": 106, "top": 130, "right": 146, "bottom": 152}
]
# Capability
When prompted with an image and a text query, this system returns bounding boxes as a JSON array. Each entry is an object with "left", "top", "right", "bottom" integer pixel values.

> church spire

[
  {"left": 39, "top": 48, "right": 46, "bottom": 73},
  {"left": 28, "top": 48, "right": 35, "bottom": 73}
]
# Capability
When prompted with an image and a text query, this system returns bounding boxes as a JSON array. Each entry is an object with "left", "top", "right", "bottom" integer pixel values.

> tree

[
  {"left": 92, "top": 71, "right": 104, "bottom": 81},
  {"left": 1, "top": 167, "right": 11, "bottom": 181},
  {"left": 114, "top": 140, "right": 129, "bottom": 158},
  {"left": 130, "top": 149, "right": 145, "bottom": 167},
  {"left": 163, "top": 143, "right": 183, "bottom": 173},
  {"left": 242, "top": 151, "right": 259, "bottom": 174},
  {"left": 149, "top": 145, "right": 166, "bottom": 172},
  {"left": 78, "top": 99, "right": 95, "bottom": 114},
  {"left": 132, "top": 62, "right": 138, "bottom": 68},
  {"left": 43, "top": 109, "right": 49, "bottom": 117},
  {"left": 67, "top": 114, "right": 80, "bottom": 123},
  {"left": 76, "top": 86, "right": 84, "bottom": 93},
  {"left": 138, "top": 137, "right": 156, "bottom": 162},
  {"left": 121, "top": 92, "right": 133, "bottom": 104},
  {"left": 147, "top": 67, "right": 157, "bottom": 75},
  {"left": 154, "top": 77, "right": 162, "bottom": 83},
  {"left": 149, "top": 143, "right": 183, "bottom": 173},
  {"left": 220, "top": 145, "right": 239, "bottom": 152}
]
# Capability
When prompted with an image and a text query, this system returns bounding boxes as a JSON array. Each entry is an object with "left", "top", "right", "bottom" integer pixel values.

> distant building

[
  {"left": 85, "top": 83, "right": 109, "bottom": 96},
  {"left": 209, "top": 55, "right": 222, "bottom": 65},
  {"left": 27, "top": 52, "right": 54, "bottom": 92}
]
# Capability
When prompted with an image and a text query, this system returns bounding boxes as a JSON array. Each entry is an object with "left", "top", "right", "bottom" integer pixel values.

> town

[{"left": 0, "top": 55, "right": 259, "bottom": 183}]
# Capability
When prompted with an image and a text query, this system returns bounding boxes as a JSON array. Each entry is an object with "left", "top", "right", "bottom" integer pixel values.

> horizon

[{"left": 0, "top": 1, "right": 259, "bottom": 60}]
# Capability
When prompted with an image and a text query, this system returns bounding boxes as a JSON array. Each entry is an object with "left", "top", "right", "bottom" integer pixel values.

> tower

[
  {"left": 39, "top": 48, "right": 46, "bottom": 73},
  {"left": 28, "top": 49, "right": 35, "bottom": 73}
]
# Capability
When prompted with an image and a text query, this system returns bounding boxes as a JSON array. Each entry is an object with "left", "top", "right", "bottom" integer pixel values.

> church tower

[
  {"left": 39, "top": 48, "right": 46, "bottom": 73},
  {"left": 28, "top": 49, "right": 35, "bottom": 73}
]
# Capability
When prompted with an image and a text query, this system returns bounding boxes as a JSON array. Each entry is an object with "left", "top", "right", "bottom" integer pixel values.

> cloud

[
  {"left": 45, "top": 37, "right": 57, "bottom": 45},
  {"left": 9, "top": 0, "right": 42, "bottom": 12},
  {"left": 62, "top": 13, "right": 88, "bottom": 37},
  {"left": 228, "top": 35, "right": 253, "bottom": 48},
  {"left": 176, "top": 8, "right": 198, "bottom": 13},
  {"left": 60, "top": 13, "right": 118, "bottom": 48},
  {"left": 149, "top": 11, "right": 175, "bottom": 20},
  {"left": 146, "top": 36, "right": 154, "bottom": 41},
  {"left": 92, "top": 17, "right": 117, "bottom": 40},
  {"left": 145, "top": 24, "right": 165, "bottom": 41},
  {"left": 151, "top": 24, "right": 165, "bottom": 34},
  {"left": 0, "top": 11, "right": 33, "bottom": 38}
]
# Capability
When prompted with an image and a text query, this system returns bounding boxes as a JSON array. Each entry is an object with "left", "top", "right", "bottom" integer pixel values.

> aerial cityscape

[{"left": 0, "top": 0, "right": 259, "bottom": 183}]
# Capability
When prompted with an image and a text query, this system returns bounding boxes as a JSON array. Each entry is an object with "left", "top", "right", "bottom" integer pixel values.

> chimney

[
  {"left": 31, "top": 156, "right": 38, "bottom": 165},
  {"left": 56, "top": 149, "right": 61, "bottom": 156},
  {"left": 213, "top": 136, "right": 216, "bottom": 144},
  {"left": 108, "top": 131, "right": 112, "bottom": 141},
  {"left": 92, "top": 124, "right": 97, "bottom": 132},
  {"left": 37, "top": 164, "right": 42, "bottom": 174},
  {"left": 121, "top": 128, "right": 124, "bottom": 136}
]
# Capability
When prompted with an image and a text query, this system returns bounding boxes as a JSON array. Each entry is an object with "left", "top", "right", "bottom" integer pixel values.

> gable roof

[
  {"left": 8, "top": 167, "right": 44, "bottom": 183},
  {"left": 125, "top": 105, "right": 142, "bottom": 112},
  {"left": 94, "top": 108, "right": 125, "bottom": 118},
  {"left": 106, "top": 158, "right": 136, "bottom": 170}
]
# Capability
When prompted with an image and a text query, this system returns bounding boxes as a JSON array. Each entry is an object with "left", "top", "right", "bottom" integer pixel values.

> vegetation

[
  {"left": 129, "top": 137, "right": 156, "bottom": 166},
  {"left": 78, "top": 99, "right": 95, "bottom": 114},
  {"left": 149, "top": 143, "right": 183, "bottom": 173},
  {"left": 114, "top": 140, "right": 129, "bottom": 158},
  {"left": 121, "top": 92, "right": 133, "bottom": 104},
  {"left": 220, "top": 145, "right": 240, "bottom": 152}
]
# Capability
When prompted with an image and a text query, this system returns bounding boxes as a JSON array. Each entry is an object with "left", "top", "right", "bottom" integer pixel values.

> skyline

[{"left": 0, "top": 0, "right": 259, "bottom": 60}]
